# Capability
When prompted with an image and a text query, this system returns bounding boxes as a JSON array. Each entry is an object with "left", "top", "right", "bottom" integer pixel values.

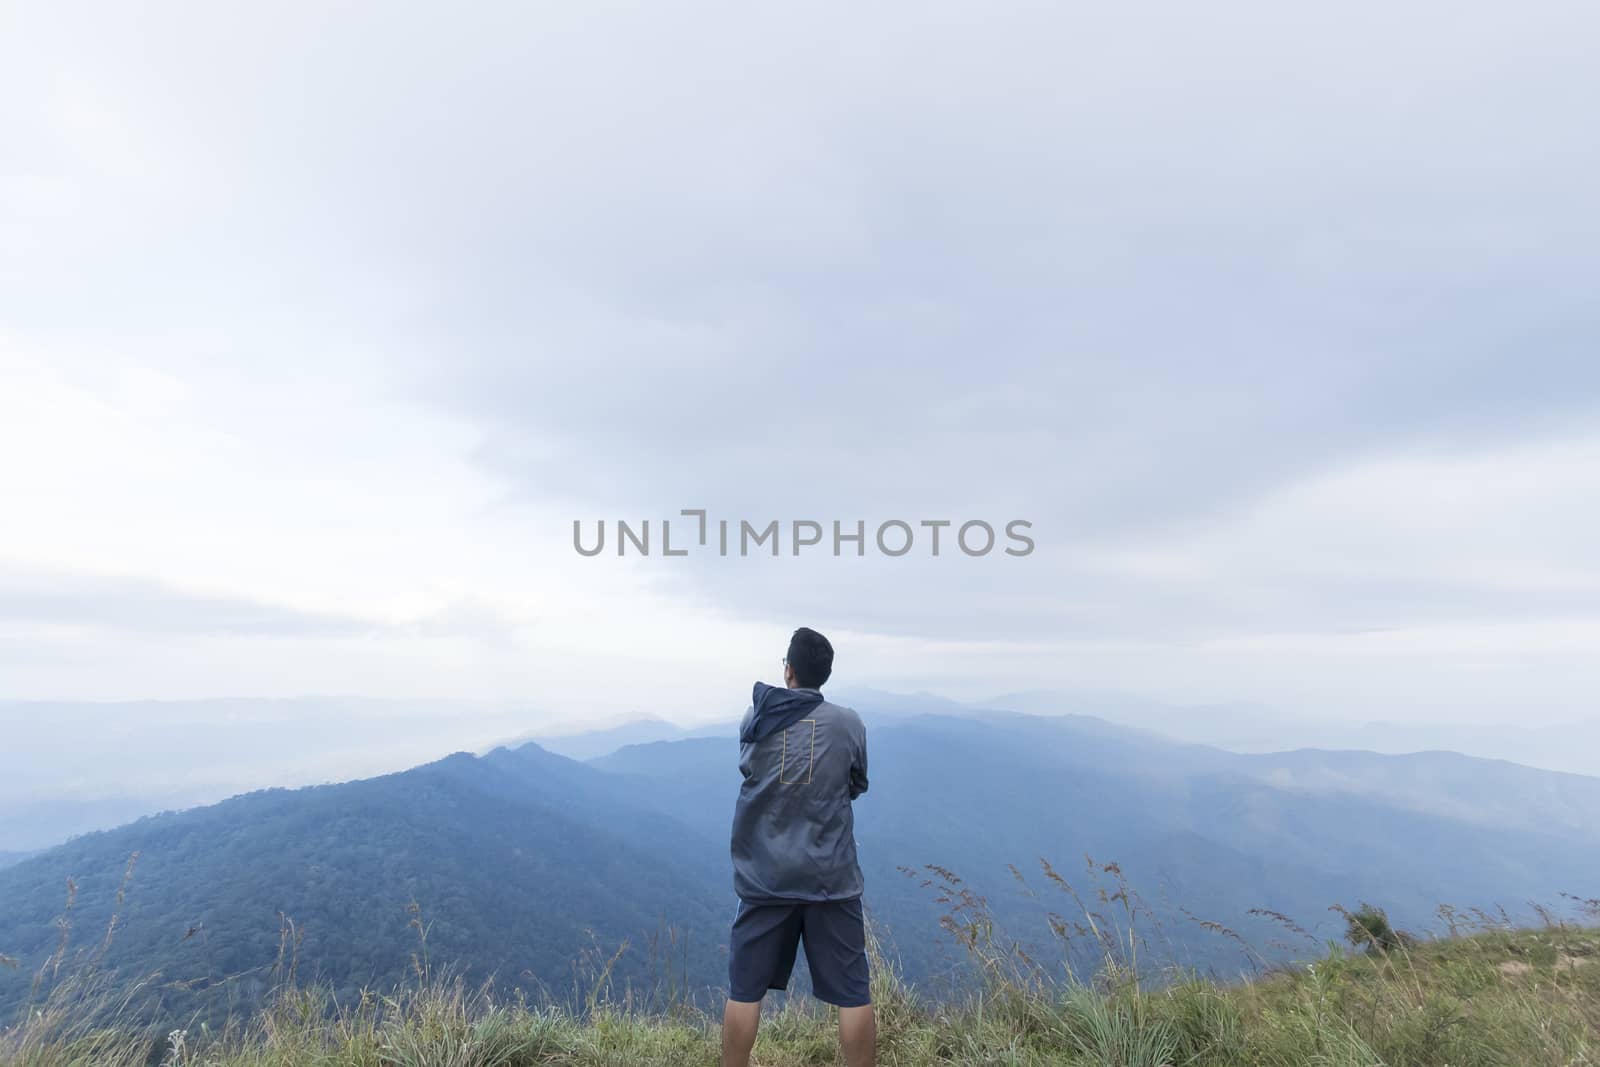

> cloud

[
  {"left": 0, "top": 0, "right": 1597, "bottom": 735},
  {"left": 0, "top": 567, "right": 384, "bottom": 637}
]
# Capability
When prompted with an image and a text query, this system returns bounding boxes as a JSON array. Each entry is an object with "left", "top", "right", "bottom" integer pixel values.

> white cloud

[{"left": 0, "top": 0, "right": 1596, "bottom": 764}]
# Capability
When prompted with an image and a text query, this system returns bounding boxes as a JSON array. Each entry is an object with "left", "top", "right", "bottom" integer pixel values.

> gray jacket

[{"left": 730, "top": 683, "right": 869, "bottom": 902}]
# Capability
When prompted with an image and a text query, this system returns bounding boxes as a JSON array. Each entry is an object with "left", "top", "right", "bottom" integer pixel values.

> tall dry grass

[{"left": 2, "top": 852, "right": 1597, "bottom": 1066}]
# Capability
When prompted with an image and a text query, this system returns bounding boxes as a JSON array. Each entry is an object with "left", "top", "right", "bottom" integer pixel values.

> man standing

[{"left": 723, "top": 627, "right": 874, "bottom": 1067}]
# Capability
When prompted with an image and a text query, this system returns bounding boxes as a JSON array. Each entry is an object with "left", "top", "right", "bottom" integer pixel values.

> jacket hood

[{"left": 741, "top": 681, "right": 825, "bottom": 743}]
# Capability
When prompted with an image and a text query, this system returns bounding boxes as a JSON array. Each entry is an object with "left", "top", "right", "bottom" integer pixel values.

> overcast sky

[{"left": 3, "top": 0, "right": 1598, "bottom": 739}]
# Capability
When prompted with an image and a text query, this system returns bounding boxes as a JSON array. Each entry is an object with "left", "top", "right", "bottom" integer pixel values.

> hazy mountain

[
  {"left": 520, "top": 716, "right": 727, "bottom": 762},
  {"left": 980, "top": 689, "right": 1600, "bottom": 777},
  {"left": 4, "top": 703, "right": 1596, "bottom": 1026},
  {"left": 0, "top": 789, "right": 229, "bottom": 854},
  {"left": 523, "top": 686, "right": 943, "bottom": 762},
  {"left": 588, "top": 711, "right": 1600, "bottom": 985},
  {"left": 1341, "top": 717, "right": 1600, "bottom": 779},
  {"left": 12, "top": 688, "right": 1589, "bottom": 860},
  {"left": 0, "top": 850, "right": 34, "bottom": 870},
  {"left": 0, "top": 745, "right": 731, "bottom": 1024},
  {"left": 1235, "top": 748, "right": 1600, "bottom": 837},
  {"left": 0, "top": 697, "right": 570, "bottom": 852}
]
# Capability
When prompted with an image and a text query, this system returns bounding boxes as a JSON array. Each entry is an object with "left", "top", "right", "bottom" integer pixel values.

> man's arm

[
  {"left": 848, "top": 721, "right": 869, "bottom": 799},
  {"left": 737, "top": 704, "right": 755, "bottom": 780}
]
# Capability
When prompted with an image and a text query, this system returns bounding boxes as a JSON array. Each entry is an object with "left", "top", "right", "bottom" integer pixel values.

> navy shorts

[{"left": 728, "top": 896, "right": 871, "bottom": 1007}]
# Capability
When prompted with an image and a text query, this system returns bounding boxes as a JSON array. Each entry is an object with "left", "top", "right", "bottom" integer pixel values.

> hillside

[
  {"left": 6, "top": 923, "right": 1598, "bottom": 1066},
  {"left": 3, "top": 705, "right": 1597, "bottom": 1027},
  {"left": 590, "top": 711, "right": 1600, "bottom": 989},
  {"left": 0, "top": 746, "right": 731, "bottom": 1024}
]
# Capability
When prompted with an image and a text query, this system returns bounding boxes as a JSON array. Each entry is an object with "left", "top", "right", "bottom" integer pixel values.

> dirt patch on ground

[{"left": 1498, "top": 956, "right": 1591, "bottom": 975}]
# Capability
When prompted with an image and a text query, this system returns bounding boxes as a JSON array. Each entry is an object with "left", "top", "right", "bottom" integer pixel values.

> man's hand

[{"left": 849, "top": 734, "right": 869, "bottom": 799}]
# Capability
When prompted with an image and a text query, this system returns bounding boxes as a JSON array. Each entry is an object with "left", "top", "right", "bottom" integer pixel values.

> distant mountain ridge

[
  {"left": 5, "top": 697, "right": 1595, "bottom": 1026},
  {"left": 982, "top": 689, "right": 1600, "bottom": 777},
  {"left": 512, "top": 716, "right": 726, "bottom": 761},
  {"left": 7, "top": 690, "right": 1593, "bottom": 858}
]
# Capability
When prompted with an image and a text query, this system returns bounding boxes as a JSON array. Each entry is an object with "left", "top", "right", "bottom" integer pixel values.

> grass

[{"left": 3, "top": 867, "right": 1598, "bottom": 1066}]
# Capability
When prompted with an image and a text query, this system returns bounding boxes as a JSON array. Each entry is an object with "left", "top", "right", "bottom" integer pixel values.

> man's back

[
  {"left": 731, "top": 690, "right": 869, "bottom": 902},
  {"left": 722, "top": 628, "right": 875, "bottom": 1067}
]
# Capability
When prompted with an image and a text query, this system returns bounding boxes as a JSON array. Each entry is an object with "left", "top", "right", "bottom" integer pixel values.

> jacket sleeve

[
  {"left": 848, "top": 721, "right": 869, "bottom": 799},
  {"left": 737, "top": 705, "right": 755, "bottom": 781}
]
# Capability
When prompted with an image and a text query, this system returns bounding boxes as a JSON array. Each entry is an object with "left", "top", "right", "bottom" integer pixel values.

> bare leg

[
  {"left": 839, "top": 1003, "right": 876, "bottom": 1067},
  {"left": 721, "top": 998, "right": 762, "bottom": 1067}
]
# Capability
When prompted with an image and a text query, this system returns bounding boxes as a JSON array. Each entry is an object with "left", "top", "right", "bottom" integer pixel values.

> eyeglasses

[{"left": 780, "top": 657, "right": 788, "bottom": 672}]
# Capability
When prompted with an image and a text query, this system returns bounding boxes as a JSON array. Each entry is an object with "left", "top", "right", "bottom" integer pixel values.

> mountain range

[
  {"left": 2, "top": 695, "right": 1597, "bottom": 1025},
  {"left": 6, "top": 690, "right": 1596, "bottom": 856}
]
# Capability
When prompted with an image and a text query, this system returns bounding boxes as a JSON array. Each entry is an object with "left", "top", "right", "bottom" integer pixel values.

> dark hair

[{"left": 786, "top": 627, "right": 834, "bottom": 689}]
